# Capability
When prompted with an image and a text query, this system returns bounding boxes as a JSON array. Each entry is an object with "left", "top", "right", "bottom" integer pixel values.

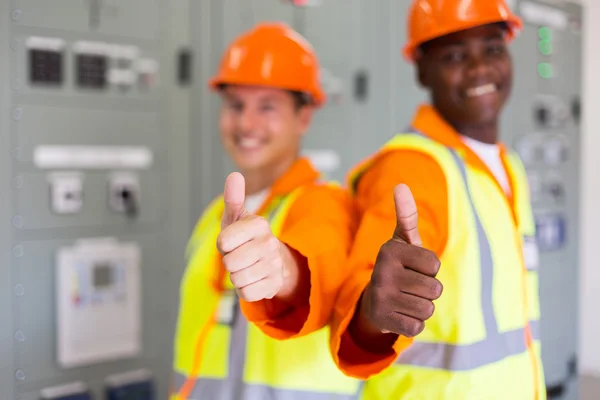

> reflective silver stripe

[
  {"left": 174, "top": 194, "right": 362, "bottom": 399},
  {"left": 396, "top": 326, "right": 529, "bottom": 371},
  {"left": 174, "top": 374, "right": 361, "bottom": 400},
  {"left": 172, "top": 371, "right": 186, "bottom": 393},
  {"left": 394, "top": 140, "right": 533, "bottom": 371},
  {"left": 229, "top": 297, "right": 248, "bottom": 399},
  {"left": 449, "top": 149, "right": 498, "bottom": 334}
]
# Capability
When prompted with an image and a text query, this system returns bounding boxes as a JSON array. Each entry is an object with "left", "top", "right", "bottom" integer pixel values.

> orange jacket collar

[
  {"left": 410, "top": 103, "right": 515, "bottom": 207},
  {"left": 256, "top": 157, "right": 320, "bottom": 215},
  {"left": 411, "top": 103, "right": 510, "bottom": 163}
]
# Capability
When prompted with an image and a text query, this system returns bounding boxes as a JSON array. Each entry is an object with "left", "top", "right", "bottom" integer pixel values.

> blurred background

[{"left": 0, "top": 0, "right": 598, "bottom": 399}]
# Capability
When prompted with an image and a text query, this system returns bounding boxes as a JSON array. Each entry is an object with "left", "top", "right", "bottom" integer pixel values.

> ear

[
  {"left": 416, "top": 60, "right": 428, "bottom": 89},
  {"left": 297, "top": 106, "right": 314, "bottom": 136}
]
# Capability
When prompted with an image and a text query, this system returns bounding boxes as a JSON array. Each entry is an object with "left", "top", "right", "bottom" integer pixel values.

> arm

[
  {"left": 239, "top": 184, "right": 357, "bottom": 339},
  {"left": 330, "top": 150, "right": 449, "bottom": 379}
]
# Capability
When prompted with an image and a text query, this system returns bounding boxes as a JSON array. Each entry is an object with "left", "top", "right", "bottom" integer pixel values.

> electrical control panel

[{"left": 1, "top": 1, "right": 188, "bottom": 399}]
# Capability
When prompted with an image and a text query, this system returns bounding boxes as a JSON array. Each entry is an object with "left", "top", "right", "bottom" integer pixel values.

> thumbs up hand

[
  {"left": 216, "top": 172, "right": 286, "bottom": 302},
  {"left": 358, "top": 184, "right": 443, "bottom": 338}
]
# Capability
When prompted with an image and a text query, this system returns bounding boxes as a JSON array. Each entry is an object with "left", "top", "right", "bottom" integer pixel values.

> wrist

[
  {"left": 274, "top": 243, "right": 309, "bottom": 305},
  {"left": 348, "top": 285, "right": 399, "bottom": 354}
]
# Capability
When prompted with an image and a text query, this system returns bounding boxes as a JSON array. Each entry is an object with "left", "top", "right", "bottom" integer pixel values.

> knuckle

[
  {"left": 229, "top": 271, "right": 244, "bottom": 288},
  {"left": 266, "top": 236, "right": 280, "bottom": 253},
  {"left": 380, "top": 240, "right": 398, "bottom": 256},
  {"left": 428, "top": 252, "right": 442, "bottom": 275},
  {"left": 431, "top": 280, "right": 443, "bottom": 299},
  {"left": 216, "top": 235, "right": 227, "bottom": 253},
  {"left": 423, "top": 301, "right": 435, "bottom": 320},
  {"left": 221, "top": 253, "right": 232, "bottom": 270},
  {"left": 403, "top": 320, "right": 425, "bottom": 337},
  {"left": 257, "top": 217, "right": 271, "bottom": 232},
  {"left": 239, "top": 287, "right": 256, "bottom": 302}
]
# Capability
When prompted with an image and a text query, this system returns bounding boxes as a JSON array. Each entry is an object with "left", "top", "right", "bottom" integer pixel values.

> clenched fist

[
  {"left": 359, "top": 184, "right": 443, "bottom": 338},
  {"left": 216, "top": 172, "right": 287, "bottom": 302}
]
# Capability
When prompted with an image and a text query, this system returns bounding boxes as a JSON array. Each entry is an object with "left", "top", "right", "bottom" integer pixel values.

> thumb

[
  {"left": 221, "top": 172, "right": 247, "bottom": 229},
  {"left": 392, "top": 184, "right": 422, "bottom": 246}
]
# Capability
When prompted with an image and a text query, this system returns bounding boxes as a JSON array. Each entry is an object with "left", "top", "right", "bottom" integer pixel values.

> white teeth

[
  {"left": 466, "top": 84, "right": 497, "bottom": 97},
  {"left": 239, "top": 137, "right": 260, "bottom": 150}
]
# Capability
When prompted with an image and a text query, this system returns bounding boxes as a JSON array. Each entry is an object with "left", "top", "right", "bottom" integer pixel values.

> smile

[
  {"left": 237, "top": 137, "right": 262, "bottom": 150},
  {"left": 466, "top": 84, "right": 497, "bottom": 98}
]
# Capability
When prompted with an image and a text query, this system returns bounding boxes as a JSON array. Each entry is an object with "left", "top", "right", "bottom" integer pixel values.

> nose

[
  {"left": 239, "top": 107, "right": 260, "bottom": 133},
  {"left": 466, "top": 54, "right": 492, "bottom": 80}
]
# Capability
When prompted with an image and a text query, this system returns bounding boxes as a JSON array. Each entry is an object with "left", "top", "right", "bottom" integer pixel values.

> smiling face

[
  {"left": 219, "top": 85, "right": 313, "bottom": 177},
  {"left": 417, "top": 23, "right": 513, "bottom": 137}
]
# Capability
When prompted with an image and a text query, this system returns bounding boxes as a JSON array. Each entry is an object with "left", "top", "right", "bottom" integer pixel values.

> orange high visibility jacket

[
  {"left": 329, "top": 104, "right": 544, "bottom": 399},
  {"left": 172, "top": 158, "right": 362, "bottom": 399}
]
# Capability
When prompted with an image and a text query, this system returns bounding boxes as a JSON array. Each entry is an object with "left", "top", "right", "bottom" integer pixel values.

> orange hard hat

[
  {"left": 402, "top": 0, "right": 523, "bottom": 62},
  {"left": 209, "top": 22, "right": 326, "bottom": 107}
]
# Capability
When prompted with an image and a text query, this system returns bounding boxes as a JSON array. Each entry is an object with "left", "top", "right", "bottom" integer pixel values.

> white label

[
  {"left": 73, "top": 40, "right": 110, "bottom": 55},
  {"left": 108, "top": 69, "right": 137, "bottom": 86},
  {"left": 40, "top": 381, "right": 89, "bottom": 399},
  {"left": 34, "top": 145, "right": 153, "bottom": 170},
  {"left": 26, "top": 36, "right": 66, "bottom": 51},
  {"left": 105, "top": 368, "right": 153, "bottom": 388},
  {"left": 523, "top": 238, "right": 540, "bottom": 271},
  {"left": 215, "top": 291, "right": 237, "bottom": 325},
  {"left": 107, "top": 44, "right": 140, "bottom": 60},
  {"left": 136, "top": 58, "right": 159, "bottom": 74},
  {"left": 520, "top": 2, "right": 568, "bottom": 30}
]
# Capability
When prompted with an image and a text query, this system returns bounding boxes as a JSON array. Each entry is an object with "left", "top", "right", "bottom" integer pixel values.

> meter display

[
  {"left": 77, "top": 54, "right": 108, "bottom": 89},
  {"left": 30, "top": 49, "right": 63, "bottom": 84},
  {"left": 26, "top": 36, "right": 65, "bottom": 85},
  {"left": 56, "top": 238, "right": 141, "bottom": 369}
]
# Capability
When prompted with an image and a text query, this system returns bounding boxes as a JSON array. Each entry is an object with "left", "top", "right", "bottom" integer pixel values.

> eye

[
  {"left": 227, "top": 102, "right": 243, "bottom": 112},
  {"left": 487, "top": 43, "right": 506, "bottom": 56},
  {"left": 442, "top": 50, "right": 466, "bottom": 63},
  {"left": 260, "top": 103, "right": 275, "bottom": 112}
]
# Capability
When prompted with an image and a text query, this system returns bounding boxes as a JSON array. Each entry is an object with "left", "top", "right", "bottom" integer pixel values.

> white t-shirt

[
  {"left": 461, "top": 135, "right": 512, "bottom": 196},
  {"left": 244, "top": 188, "right": 269, "bottom": 214}
]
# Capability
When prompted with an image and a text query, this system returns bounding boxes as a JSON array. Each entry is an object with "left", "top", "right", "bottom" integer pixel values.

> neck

[
  {"left": 454, "top": 120, "right": 499, "bottom": 145},
  {"left": 242, "top": 155, "right": 298, "bottom": 196}
]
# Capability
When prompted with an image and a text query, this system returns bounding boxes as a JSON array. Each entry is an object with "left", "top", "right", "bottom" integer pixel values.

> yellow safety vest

[
  {"left": 350, "top": 132, "right": 546, "bottom": 400},
  {"left": 171, "top": 185, "right": 362, "bottom": 400}
]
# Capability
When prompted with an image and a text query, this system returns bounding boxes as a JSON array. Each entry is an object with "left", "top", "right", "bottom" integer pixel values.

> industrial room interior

[{"left": 1, "top": 0, "right": 600, "bottom": 399}]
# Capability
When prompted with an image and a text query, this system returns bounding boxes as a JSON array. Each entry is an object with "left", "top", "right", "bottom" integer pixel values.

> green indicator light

[
  {"left": 538, "top": 26, "right": 552, "bottom": 41},
  {"left": 538, "top": 41, "right": 552, "bottom": 55},
  {"left": 538, "top": 62, "right": 553, "bottom": 79}
]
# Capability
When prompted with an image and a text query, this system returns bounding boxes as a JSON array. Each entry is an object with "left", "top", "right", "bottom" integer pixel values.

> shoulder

[
  {"left": 350, "top": 133, "right": 452, "bottom": 193},
  {"left": 356, "top": 148, "right": 448, "bottom": 199},
  {"left": 285, "top": 181, "right": 355, "bottom": 222}
]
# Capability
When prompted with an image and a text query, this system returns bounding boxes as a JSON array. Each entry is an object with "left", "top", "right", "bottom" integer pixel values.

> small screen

[
  {"left": 30, "top": 49, "right": 63, "bottom": 85},
  {"left": 77, "top": 54, "right": 107, "bottom": 89},
  {"left": 93, "top": 264, "right": 113, "bottom": 289}
]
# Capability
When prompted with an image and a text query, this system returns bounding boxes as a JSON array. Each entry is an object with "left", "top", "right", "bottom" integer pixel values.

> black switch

[
  {"left": 535, "top": 106, "right": 548, "bottom": 127},
  {"left": 354, "top": 70, "right": 368, "bottom": 101},
  {"left": 571, "top": 97, "right": 581, "bottom": 125},
  {"left": 178, "top": 49, "right": 192, "bottom": 86}
]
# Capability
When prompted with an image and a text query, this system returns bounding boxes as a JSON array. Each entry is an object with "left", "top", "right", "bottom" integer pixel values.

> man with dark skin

[{"left": 327, "top": 1, "right": 546, "bottom": 398}]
